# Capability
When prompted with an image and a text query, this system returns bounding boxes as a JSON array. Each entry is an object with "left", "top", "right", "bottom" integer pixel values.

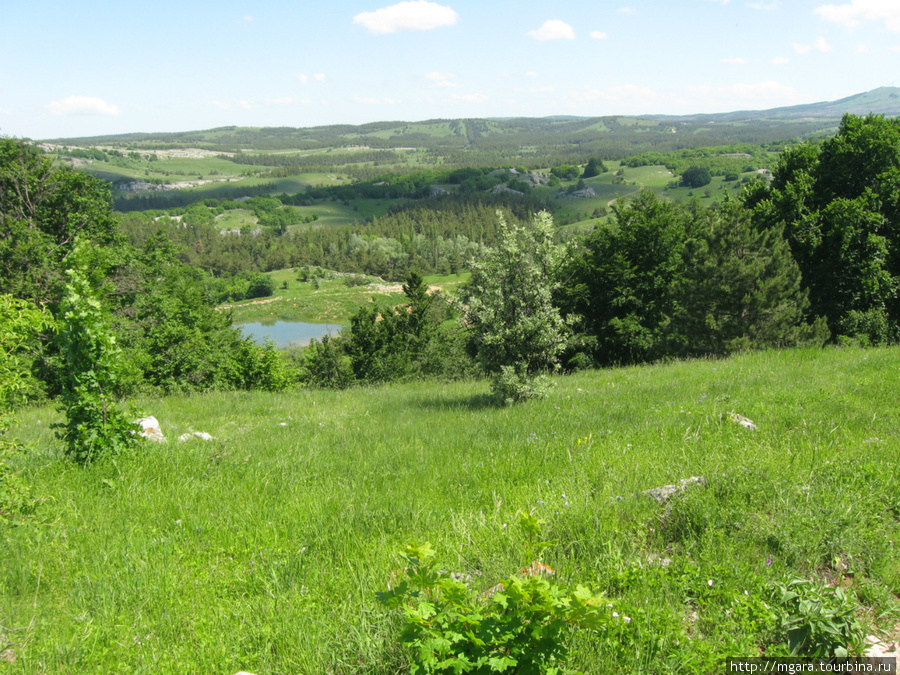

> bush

[
  {"left": 378, "top": 513, "right": 620, "bottom": 674},
  {"left": 681, "top": 166, "right": 712, "bottom": 188}
]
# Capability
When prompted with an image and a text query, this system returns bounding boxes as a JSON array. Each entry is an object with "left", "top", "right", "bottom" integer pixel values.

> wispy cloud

[
  {"left": 451, "top": 92, "right": 488, "bottom": 103},
  {"left": 748, "top": 1, "right": 779, "bottom": 9},
  {"left": 793, "top": 36, "right": 832, "bottom": 53},
  {"left": 353, "top": 1, "right": 458, "bottom": 34},
  {"left": 814, "top": 0, "right": 900, "bottom": 31},
  {"left": 47, "top": 95, "right": 120, "bottom": 116},
  {"left": 590, "top": 30, "right": 608, "bottom": 39},
  {"left": 354, "top": 96, "right": 399, "bottom": 105},
  {"left": 721, "top": 57, "right": 748, "bottom": 64},
  {"left": 426, "top": 71, "right": 462, "bottom": 88},
  {"left": 298, "top": 74, "right": 327, "bottom": 84},
  {"left": 527, "top": 19, "right": 576, "bottom": 41},
  {"left": 770, "top": 56, "right": 790, "bottom": 64}
]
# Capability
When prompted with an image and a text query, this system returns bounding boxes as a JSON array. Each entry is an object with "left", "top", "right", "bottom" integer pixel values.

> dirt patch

[{"left": 216, "top": 296, "right": 283, "bottom": 311}]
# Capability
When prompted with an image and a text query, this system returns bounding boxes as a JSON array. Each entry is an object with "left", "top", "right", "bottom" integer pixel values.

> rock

[
  {"left": 178, "top": 431, "right": 214, "bottom": 442},
  {"left": 643, "top": 476, "right": 708, "bottom": 504},
  {"left": 728, "top": 412, "right": 758, "bottom": 430},
  {"left": 865, "top": 635, "right": 898, "bottom": 670},
  {"left": 134, "top": 416, "right": 165, "bottom": 442}
]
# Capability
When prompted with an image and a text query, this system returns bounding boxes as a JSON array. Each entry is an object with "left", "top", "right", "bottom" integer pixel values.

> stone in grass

[
  {"left": 134, "top": 416, "right": 165, "bottom": 442},
  {"left": 728, "top": 412, "right": 758, "bottom": 430},
  {"left": 178, "top": 431, "right": 214, "bottom": 442},
  {"left": 643, "top": 476, "right": 708, "bottom": 504}
]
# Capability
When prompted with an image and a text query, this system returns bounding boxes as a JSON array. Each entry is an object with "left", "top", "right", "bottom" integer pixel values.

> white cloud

[
  {"left": 267, "top": 97, "right": 296, "bottom": 105},
  {"left": 527, "top": 19, "right": 576, "bottom": 41},
  {"left": 525, "top": 71, "right": 540, "bottom": 77},
  {"left": 590, "top": 30, "right": 608, "bottom": 39},
  {"left": 793, "top": 37, "right": 831, "bottom": 53},
  {"left": 770, "top": 56, "right": 790, "bottom": 64},
  {"left": 515, "top": 85, "right": 556, "bottom": 94},
  {"left": 47, "top": 95, "right": 120, "bottom": 116},
  {"left": 426, "top": 71, "right": 462, "bottom": 88},
  {"left": 856, "top": 43, "right": 869, "bottom": 51},
  {"left": 451, "top": 92, "right": 488, "bottom": 103},
  {"left": 748, "top": 1, "right": 779, "bottom": 9},
  {"left": 298, "top": 73, "right": 327, "bottom": 84},
  {"left": 238, "top": 15, "right": 254, "bottom": 23},
  {"left": 890, "top": 45, "right": 900, "bottom": 52},
  {"left": 721, "top": 57, "right": 748, "bottom": 64},
  {"left": 352, "top": 1, "right": 458, "bottom": 34},
  {"left": 619, "top": 7, "right": 636, "bottom": 14},
  {"left": 814, "top": 0, "right": 900, "bottom": 31},
  {"left": 354, "top": 96, "right": 398, "bottom": 104}
]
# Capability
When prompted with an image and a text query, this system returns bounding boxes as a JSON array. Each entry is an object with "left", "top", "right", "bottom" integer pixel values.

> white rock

[
  {"left": 135, "top": 416, "right": 165, "bottom": 442},
  {"left": 728, "top": 412, "right": 758, "bottom": 431},
  {"left": 178, "top": 431, "right": 214, "bottom": 442}
]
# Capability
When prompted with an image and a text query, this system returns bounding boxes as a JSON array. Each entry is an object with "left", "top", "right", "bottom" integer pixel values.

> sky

[{"left": 2, "top": 0, "right": 900, "bottom": 140}]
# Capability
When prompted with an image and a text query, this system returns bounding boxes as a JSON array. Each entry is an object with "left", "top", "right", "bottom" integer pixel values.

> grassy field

[
  {"left": 2, "top": 346, "right": 899, "bottom": 673},
  {"left": 224, "top": 271, "right": 470, "bottom": 325}
]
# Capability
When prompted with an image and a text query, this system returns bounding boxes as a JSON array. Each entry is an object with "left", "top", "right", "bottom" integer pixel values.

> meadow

[{"left": 2, "top": 345, "right": 899, "bottom": 673}]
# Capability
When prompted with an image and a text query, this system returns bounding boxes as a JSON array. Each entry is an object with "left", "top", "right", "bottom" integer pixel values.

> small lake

[{"left": 237, "top": 320, "right": 342, "bottom": 348}]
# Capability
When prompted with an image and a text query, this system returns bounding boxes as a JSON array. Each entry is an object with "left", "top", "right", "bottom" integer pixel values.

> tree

[
  {"left": 460, "top": 211, "right": 571, "bottom": 404},
  {"left": 666, "top": 200, "right": 828, "bottom": 356},
  {"left": 0, "top": 137, "right": 119, "bottom": 304},
  {"left": 681, "top": 166, "right": 712, "bottom": 188},
  {"left": 582, "top": 157, "right": 607, "bottom": 178},
  {"left": 745, "top": 114, "right": 900, "bottom": 343},
  {"left": 558, "top": 191, "right": 692, "bottom": 365}
]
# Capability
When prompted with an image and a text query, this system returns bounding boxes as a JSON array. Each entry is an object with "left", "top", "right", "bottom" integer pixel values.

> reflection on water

[{"left": 237, "top": 320, "right": 341, "bottom": 347}]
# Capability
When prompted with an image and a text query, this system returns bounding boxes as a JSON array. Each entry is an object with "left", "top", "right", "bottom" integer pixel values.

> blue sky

[{"left": 3, "top": 0, "right": 900, "bottom": 139}]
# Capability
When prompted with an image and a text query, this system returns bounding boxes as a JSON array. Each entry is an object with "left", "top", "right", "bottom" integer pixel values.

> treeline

[
  {"left": 621, "top": 143, "right": 777, "bottom": 176},
  {"left": 223, "top": 148, "right": 403, "bottom": 168},
  {"left": 113, "top": 182, "right": 277, "bottom": 212},
  {"left": 120, "top": 193, "right": 542, "bottom": 279}
]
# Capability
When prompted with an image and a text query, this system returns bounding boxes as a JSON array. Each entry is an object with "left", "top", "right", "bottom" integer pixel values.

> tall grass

[{"left": 2, "top": 346, "right": 899, "bottom": 673}]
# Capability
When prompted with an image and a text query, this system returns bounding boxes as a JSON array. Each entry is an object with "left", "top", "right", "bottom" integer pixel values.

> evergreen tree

[{"left": 667, "top": 200, "right": 828, "bottom": 356}]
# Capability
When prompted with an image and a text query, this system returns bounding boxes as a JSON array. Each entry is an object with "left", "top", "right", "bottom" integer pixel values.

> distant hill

[
  {"left": 651, "top": 86, "right": 900, "bottom": 122},
  {"left": 43, "top": 87, "right": 900, "bottom": 166}
]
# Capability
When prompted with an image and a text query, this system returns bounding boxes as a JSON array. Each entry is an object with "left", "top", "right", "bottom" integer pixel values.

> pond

[{"left": 237, "top": 320, "right": 342, "bottom": 348}]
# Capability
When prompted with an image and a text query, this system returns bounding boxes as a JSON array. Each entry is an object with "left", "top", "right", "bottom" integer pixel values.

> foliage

[
  {"left": 581, "top": 157, "right": 607, "bottom": 178},
  {"left": 0, "top": 295, "right": 49, "bottom": 517},
  {"left": 666, "top": 199, "right": 828, "bottom": 356},
  {"left": 460, "top": 211, "right": 571, "bottom": 403},
  {"left": 54, "top": 242, "right": 139, "bottom": 464},
  {"left": 378, "top": 514, "right": 618, "bottom": 674},
  {"left": 680, "top": 166, "right": 712, "bottom": 188},
  {"left": 559, "top": 191, "right": 691, "bottom": 365},
  {"left": 745, "top": 114, "right": 900, "bottom": 343},
  {"left": 303, "top": 334, "right": 355, "bottom": 389},
  {"left": 0, "top": 137, "right": 120, "bottom": 305},
  {"left": 770, "top": 579, "right": 866, "bottom": 658}
]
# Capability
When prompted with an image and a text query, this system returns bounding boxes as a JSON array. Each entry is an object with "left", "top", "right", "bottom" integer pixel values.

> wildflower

[
  {"left": 766, "top": 556, "right": 773, "bottom": 567},
  {"left": 707, "top": 579, "right": 713, "bottom": 587},
  {"left": 623, "top": 615, "right": 632, "bottom": 623}
]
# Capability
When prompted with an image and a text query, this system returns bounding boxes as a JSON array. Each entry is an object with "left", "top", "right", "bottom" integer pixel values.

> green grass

[
  {"left": 3, "top": 346, "right": 900, "bottom": 673},
  {"left": 223, "top": 271, "right": 469, "bottom": 325}
]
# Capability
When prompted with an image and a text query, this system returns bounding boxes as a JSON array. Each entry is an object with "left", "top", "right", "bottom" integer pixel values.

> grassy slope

[{"left": 3, "top": 346, "right": 900, "bottom": 673}]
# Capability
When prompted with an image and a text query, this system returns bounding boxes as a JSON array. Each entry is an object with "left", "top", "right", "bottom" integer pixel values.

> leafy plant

[
  {"left": 54, "top": 241, "right": 139, "bottom": 464},
  {"left": 378, "top": 512, "right": 620, "bottom": 674},
  {"left": 770, "top": 578, "right": 866, "bottom": 658}
]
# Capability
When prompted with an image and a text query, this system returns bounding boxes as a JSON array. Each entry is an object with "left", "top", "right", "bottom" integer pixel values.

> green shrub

[{"left": 378, "top": 513, "right": 621, "bottom": 674}]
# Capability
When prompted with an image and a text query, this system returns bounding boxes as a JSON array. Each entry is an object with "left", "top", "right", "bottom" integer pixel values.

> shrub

[{"left": 378, "top": 513, "right": 621, "bottom": 674}]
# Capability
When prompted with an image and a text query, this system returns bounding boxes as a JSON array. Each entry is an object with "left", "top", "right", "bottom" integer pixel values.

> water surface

[{"left": 238, "top": 320, "right": 341, "bottom": 347}]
